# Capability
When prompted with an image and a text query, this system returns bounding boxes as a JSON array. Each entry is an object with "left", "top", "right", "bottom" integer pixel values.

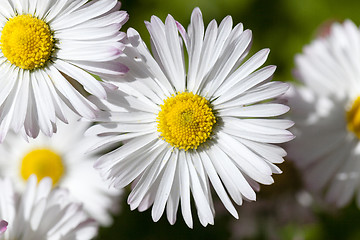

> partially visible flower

[
  {"left": 87, "top": 8, "right": 293, "bottom": 227},
  {"left": 0, "top": 0, "right": 128, "bottom": 141},
  {"left": 0, "top": 175, "right": 98, "bottom": 239},
  {"left": 0, "top": 221, "right": 7, "bottom": 236},
  {"left": 286, "top": 20, "right": 360, "bottom": 207},
  {"left": 0, "top": 110, "right": 121, "bottom": 226}
]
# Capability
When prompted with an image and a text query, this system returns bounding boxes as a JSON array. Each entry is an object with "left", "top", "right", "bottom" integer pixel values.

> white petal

[
  {"left": 214, "top": 48, "right": 270, "bottom": 98},
  {"left": 239, "top": 138, "right": 286, "bottom": 164},
  {"left": 31, "top": 73, "right": 54, "bottom": 136},
  {"left": 205, "top": 29, "right": 252, "bottom": 97},
  {"left": 209, "top": 144, "right": 256, "bottom": 201},
  {"left": 217, "top": 132, "right": 274, "bottom": 185},
  {"left": 0, "top": 65, "right": 18, "bottom": 108},
  {"left": 179, "top": 150, "right": 193, "bottom": 228},
  {"left": 213, "top": 65, "right": 276, "bottom": 106},
  {"left": 218, "top": 103, "right": 289, "bottom": 118},
  {"left": 186, "top": 7, "right": 204, "bottom": 92},
  {"left": 46, "top": 65, "right": 98, "bottom": 119},
  {"left": 151, "top": 150, "right": 178, "bottom": 222},
  {"left": 222, "top": 117, "right": 295, "bottom": 143},
  {"left": 51, "top": 0, "right": 118, "bottom": 30},
  {"left": 10, "top": 69, "right": 29, "bottom": 133},
  {"left": 94, "top": 132, "right": 158, "bottom": 171},
  {"left": 126, "top": 28, "right": 175, "bottom": 95},
  {"left": 53, "top": 60, "right": 106, "bottom": 99},
  {"left": 199, "top": 150, "right": 238, "bottom": 218},
  {"left": 194, "top": 19, "right": 217, "bottom": 84},
  {"left": 56, "top": 42, "right": 121, "bottom": 61},
  {"left": 166, "top": 161, "right": 180, "bottom": 225},
  {"left": 128, "top": 146, "right": 170, "bottom": 210},
  {"left": 187, "top": 155, "right": 214, "bottom": 226},
  {"left": 145, "top": 16, "right": 182, "bottom": 91},
  {"left": 165, "top": 15, "right": 186, "bottom": 91},
  {"left": 215, "top": 81, "right": 289, "bottom": 109},
  {"left": 113, "top": 141, "right": 167, "bottom": 188}
]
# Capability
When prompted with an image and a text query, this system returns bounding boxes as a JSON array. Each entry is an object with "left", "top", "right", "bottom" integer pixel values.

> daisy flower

[
  {"left": 0, "top": 0, "right": 128, "bottom": 141},
  {"left": 87, "top": 8, "right": 293, "bottom": 227},
  {"left": 286, "top": 20, "right": 360, "bottom": 207},
  {"left": 0, "top": 175, "right": 98, "bottom": 240},
  {"left": 0, "top": 110, "right": 121, "bottom": 226}
]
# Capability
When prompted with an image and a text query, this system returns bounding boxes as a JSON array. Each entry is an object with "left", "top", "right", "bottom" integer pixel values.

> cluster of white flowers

[{"left": 4, "top": 0, "right": 360, "bottom": 239}]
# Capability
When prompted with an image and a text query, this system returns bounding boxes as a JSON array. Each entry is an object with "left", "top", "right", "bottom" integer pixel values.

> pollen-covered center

[
  {"left": 157, "top": 92, "right": 216, "bottom": 150},
  {"left": 20, "top": 149, "right": 65, "bottom": 186},
  {"left": 0, "top": 14, "right": 54, "bottom": 70}
]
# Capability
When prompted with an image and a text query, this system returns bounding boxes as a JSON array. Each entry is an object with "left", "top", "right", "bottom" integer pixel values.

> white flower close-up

[
  {"left": 0, "top": 175, "right": 98, "bottom": 240},
  {"left": 0, "top": 110, "right": 121, "bottom": 226},
  {"left": 286, "top": 20, "right": 360, "bottom": 207},
  {"left": 87, "top": 7, "right": 294, "bottom": 228},
  {"left": 0, "top": 0, "right": 128, "bottom": 141}
]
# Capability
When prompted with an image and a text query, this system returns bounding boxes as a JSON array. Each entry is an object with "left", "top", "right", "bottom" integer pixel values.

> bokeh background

[{"left": 95, "top": 0, "right": 360, "bottom": 239}]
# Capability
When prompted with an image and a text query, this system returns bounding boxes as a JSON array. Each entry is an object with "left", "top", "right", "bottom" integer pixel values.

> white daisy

[
  {"left": 0, "top": 110, "right": 121, "bottom": 226},
  {"left": 0, "top": 175, "right": 98, "bottom": 240},
  {"left": 0, "top": 0, "right": 128, "bottom": 141},
  {"left": 286, "top": 20, "right": 360, "bottom": 207},
  {"left": 87, "top": 8, "right": 293, "bottom": 228}
]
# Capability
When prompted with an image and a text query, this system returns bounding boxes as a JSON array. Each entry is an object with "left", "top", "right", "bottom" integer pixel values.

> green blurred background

[{"left": 95, "top": 0, "right": 360, "bottom": 239}]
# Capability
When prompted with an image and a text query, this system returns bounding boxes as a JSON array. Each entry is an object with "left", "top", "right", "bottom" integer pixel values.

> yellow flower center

[
  {"left": 346, "top": 96, "right": 360, "bottom": 139},
  {"left": 157, "top": 92, "right": 216, "bottom": 151},
  {"left": 20, "top": 149, "right": 65, "bottom": 186},
  {"left": 0, "top": 14, "right": 54, "bottom": 70}
]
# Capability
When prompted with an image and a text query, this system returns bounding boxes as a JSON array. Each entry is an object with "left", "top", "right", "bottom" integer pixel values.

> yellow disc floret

[
  {"left": 0, "top": 14, "right": 54, "bottom": 70},
  {"left": 157, "top": 92, "right": 216, "bottom": 150},
  {"left": 20, "top": 149, "right": 65, "bottom": 186},
  {"left": 346, "top": 96, "right": 360, "bottom": 139}
]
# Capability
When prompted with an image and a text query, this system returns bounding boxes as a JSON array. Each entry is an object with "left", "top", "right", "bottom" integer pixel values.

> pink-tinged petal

[
  {"left": 0, "top": 220, "right": 8, "bottom": 234},
  {"left": 176, "top": 21, "right": 189, "bottom": 51}
]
